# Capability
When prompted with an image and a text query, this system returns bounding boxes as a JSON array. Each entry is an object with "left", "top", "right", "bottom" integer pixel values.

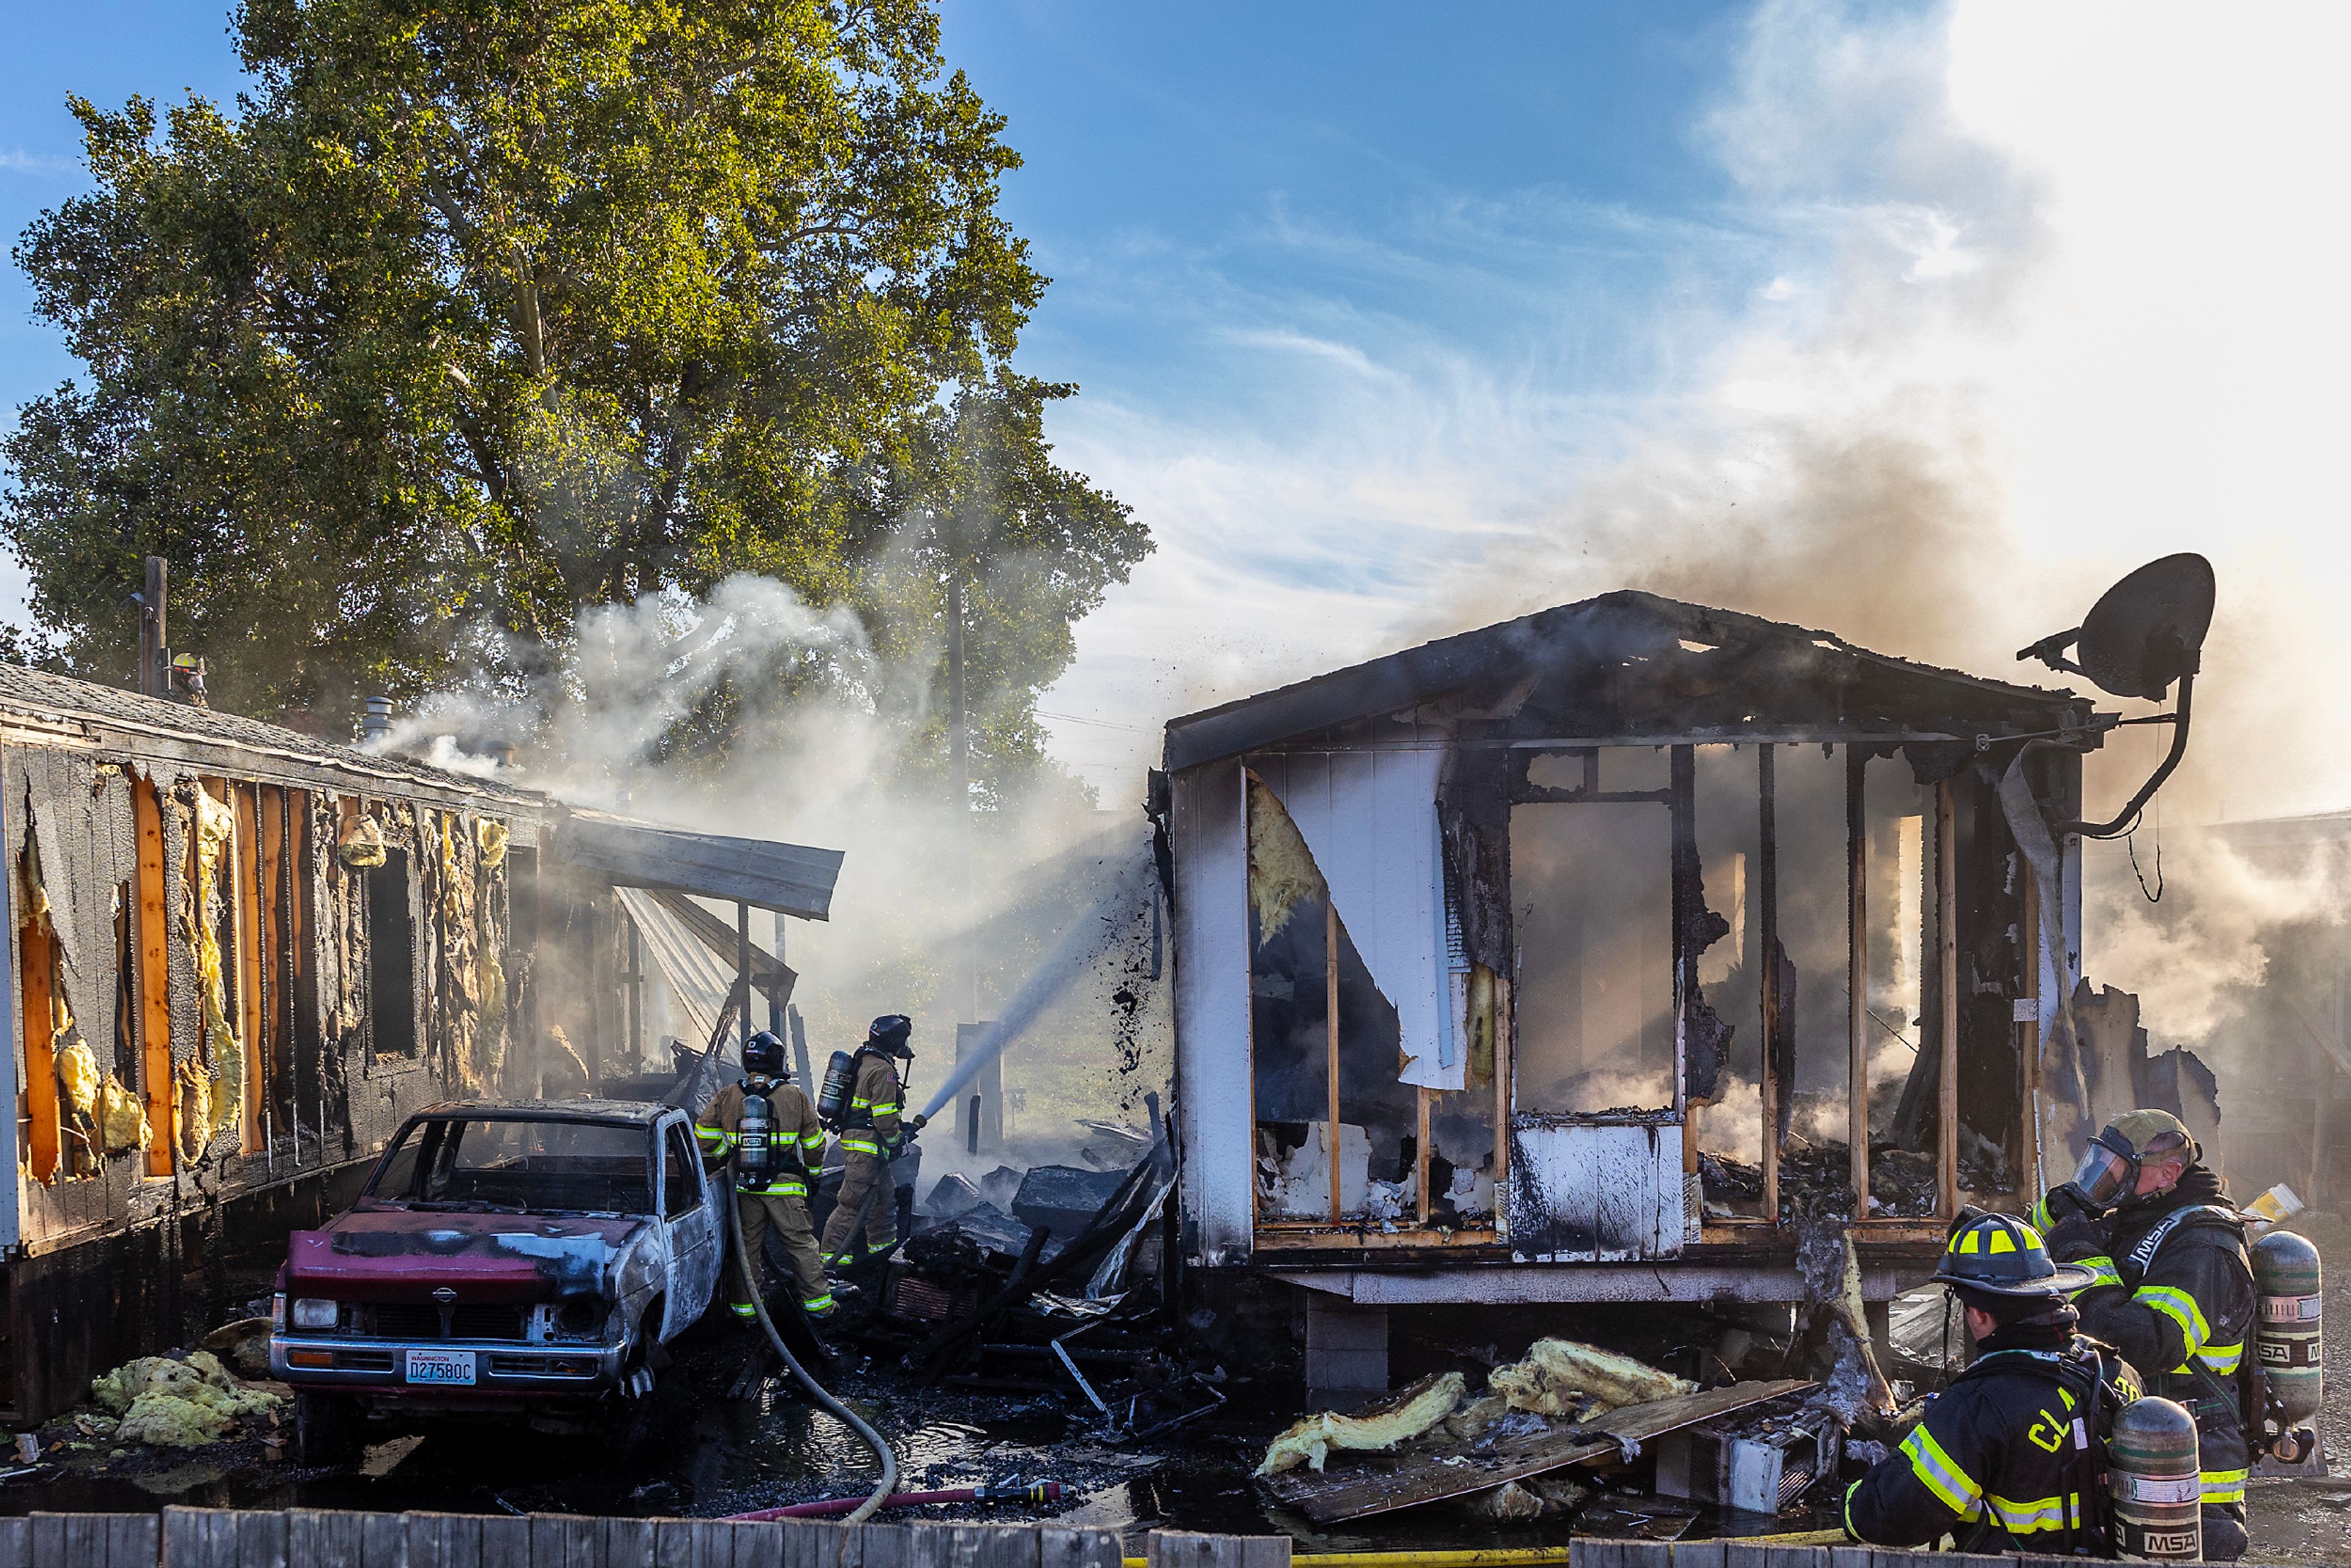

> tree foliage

[{"left": 6, "top": 0, "right": 1147, "bottom": 792}]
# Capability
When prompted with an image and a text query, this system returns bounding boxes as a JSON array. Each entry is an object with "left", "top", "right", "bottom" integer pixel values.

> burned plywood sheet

[{"left": 1258, "top": 1377, "right": 1813, "bottom": 1523}]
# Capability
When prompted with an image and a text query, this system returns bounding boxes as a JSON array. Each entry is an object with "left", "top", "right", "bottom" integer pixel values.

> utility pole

[{"left": 947, "top": 573, "right": 977, "bottom": 1022}]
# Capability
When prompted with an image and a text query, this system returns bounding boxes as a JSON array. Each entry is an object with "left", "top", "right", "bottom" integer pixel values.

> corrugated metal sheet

[{"left": 552, "top": 809, "right": 843, "bottom": 920}]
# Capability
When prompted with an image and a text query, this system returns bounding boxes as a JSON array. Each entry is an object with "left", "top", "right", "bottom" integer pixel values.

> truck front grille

[{"left": 361, "top": 1303, "right": 528, "bottom": 1341}]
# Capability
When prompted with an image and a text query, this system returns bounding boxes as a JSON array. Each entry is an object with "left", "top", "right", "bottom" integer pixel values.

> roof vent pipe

[{"left": 361, "top": 695, "right": 394, "bottom": 745}]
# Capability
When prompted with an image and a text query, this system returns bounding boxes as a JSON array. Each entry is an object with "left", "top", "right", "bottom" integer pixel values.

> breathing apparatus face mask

[{"left": 2070, "top": 1128, "right": 2188, "bottom": 1209}]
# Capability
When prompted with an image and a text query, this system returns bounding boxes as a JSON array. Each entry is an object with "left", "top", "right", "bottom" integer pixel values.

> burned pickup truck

[{"left": 269, "top": 1100, "right": 722, "bottom": 1458}]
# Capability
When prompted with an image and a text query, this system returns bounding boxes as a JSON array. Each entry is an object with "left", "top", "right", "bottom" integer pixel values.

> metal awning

[
  {"left": 552, "top": 808, "right": 844, "bottom": 920},
  {"left": 615, "top": 887, "right": 793, "bottom": 1046}
]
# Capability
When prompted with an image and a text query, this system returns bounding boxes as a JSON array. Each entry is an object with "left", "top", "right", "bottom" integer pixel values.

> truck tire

[{"left": 294, "top": 1391, "right": 361, "bottom": 1466}]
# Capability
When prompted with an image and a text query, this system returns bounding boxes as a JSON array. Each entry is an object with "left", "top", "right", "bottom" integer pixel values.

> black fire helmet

[
  {"left": 867, "top": 1014, "right": 914, "bottom": 1058},
  {"left": 743, "top": 1030, "right": 787, "bottom": 1079}
]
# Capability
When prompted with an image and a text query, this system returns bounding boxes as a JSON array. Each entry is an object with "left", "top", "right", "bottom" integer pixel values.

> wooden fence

[{"left": 0, "top": 1513, "right": 2251, "bottom": 1568}]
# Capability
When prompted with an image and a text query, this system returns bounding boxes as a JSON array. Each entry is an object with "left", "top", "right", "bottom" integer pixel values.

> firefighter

[
  {"left": 1843, "top": 1214, "right": 2137, "bottom": 1555},
  {"left": 696, "top": 1030, "right": 835, "bottom": 1322},
  {"left": 820, "top": 1013, "right": 926, "bottom": 1270},
  {"left": 2036, "top": 1109, "right": 2256, "bottom": 1561}
]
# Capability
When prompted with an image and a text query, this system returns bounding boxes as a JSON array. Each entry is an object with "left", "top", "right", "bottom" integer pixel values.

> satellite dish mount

[{"left": 2017, "top": 553, "right": 2214, "bottom": 840}]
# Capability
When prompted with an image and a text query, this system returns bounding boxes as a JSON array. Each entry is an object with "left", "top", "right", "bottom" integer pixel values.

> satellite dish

[
  {"left": 2076, "top": 553, "right": 2214, "bottom": 700},
  {"left": 2016, "top": 553, "right": 2215, "bottom": 839},
  {"left": 2017, "top": 552, "right": 2213, "bottom": 700}
]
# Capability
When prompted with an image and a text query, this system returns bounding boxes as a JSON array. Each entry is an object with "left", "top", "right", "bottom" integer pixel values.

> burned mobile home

[
  {"left": 0, "top": 663, "right": 842, "bottom": 1424},
  {"left": 1156, "top": 591, "right": 2129, "bottom": 1397}
]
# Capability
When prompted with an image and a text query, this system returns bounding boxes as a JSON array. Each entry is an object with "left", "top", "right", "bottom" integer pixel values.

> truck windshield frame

[{"left": 366, "top": 1116, "right": 655, "bottom": 1217}]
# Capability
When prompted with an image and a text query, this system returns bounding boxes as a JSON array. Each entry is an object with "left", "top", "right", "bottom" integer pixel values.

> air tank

[
  {"left": 2109, "top": 1396, "right": 2202, "bottom": 1562},
  {"left": 734, "top": 1087, "right": 773, "bottom": 1188},
  {"left": 816, "top": 1049, "right": 858, "bottom": 1126},
  {"left": 2254, "top": 1229, "right": 2324, "bottom": 1426}
]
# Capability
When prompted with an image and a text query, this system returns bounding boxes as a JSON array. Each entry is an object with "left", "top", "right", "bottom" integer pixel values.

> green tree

[{"left": 5, "top": 0, "right": 1149, "bottom": 765}]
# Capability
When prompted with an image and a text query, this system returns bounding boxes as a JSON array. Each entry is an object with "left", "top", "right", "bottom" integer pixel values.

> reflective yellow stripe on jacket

[
  {"left": 1899, "top": 1424, "right": 1984, "bottom": 1520},
  {"left": 839, "top": 1135, "right": 883, "bottom": 1157},
  {"left": 2134, "top": 1283, "right": 2212, "bottom": 1360},
  {"left": 1985, "top": 1493, "right": 2079, "bottom": 1536},
  {"left": 2068, "top": 1255, "right": 2123, "bottom": 1294},
  {"left": 2201, "top": 1468, "right": 2248, "bottom": 1506},
  {"left": 2195, "top": 1340, "right": 2244, "bottom": 1375},
  {"left": 694, "top": 1122, "right": 733, "bottom": 1156}
]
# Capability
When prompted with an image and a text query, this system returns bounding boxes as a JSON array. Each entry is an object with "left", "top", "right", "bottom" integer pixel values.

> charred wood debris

[{"left": 803, "top": 1102, "right": 1224, "bottom": 1446}]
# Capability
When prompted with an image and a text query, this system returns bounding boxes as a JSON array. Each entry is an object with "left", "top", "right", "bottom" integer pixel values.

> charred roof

[
  {"left": 1163, "top": 591, "right": 2102, "bottom": 771},
  {"left": 0, "top": 661, "right": 547, "bottom": 811}
]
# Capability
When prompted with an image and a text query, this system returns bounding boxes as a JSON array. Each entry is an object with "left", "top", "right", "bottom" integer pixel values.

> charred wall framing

[
  {"left": 0, "top": 686, "right": 549, "bottom": 1425},
  {"left": 1166, "top": 590, "right": 2094, "bottom": 1280}
]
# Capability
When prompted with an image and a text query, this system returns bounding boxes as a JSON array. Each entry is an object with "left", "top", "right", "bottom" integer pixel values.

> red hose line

[{"left": 724, "top": 1483, "right": 1062, "bottom": 1522}]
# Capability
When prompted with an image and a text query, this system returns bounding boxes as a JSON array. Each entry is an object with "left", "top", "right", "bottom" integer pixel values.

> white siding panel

[
  {"left": 1507, "top": 1122, "right": 1683, "bottom": 1261},
  {"left": 1171, "top": 759, "right": 1253, "bottom": 1264},
  {"left": 1257, "top": 748, "right": 1456, "bottom": 1090}
]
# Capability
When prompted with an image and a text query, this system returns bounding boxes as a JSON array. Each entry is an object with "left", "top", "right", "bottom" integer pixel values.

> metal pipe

[
  {"left": 1326, "top": 898, "right": 1341, "bottom": 1221},
  {"left": 737, "top": 901, "right": 751, "bottom": 1049},
  {"left": 1847, "top": 746, "right": 1867, "bottom": 1211},
  {"left": 1758, "top": 744, "right": 1779, "bottom": 1221},
  {"left": 1937, "top": 778, "right": 1959, "bottom": 1219}
]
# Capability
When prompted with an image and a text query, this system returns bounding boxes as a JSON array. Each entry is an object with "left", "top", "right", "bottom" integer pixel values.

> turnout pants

[
  {"left": 821, "top": 1152, "right": 898, "bottom": 1266},
  {"left": 734, "top": 1190, "right": 833, "bottom": 1316}
]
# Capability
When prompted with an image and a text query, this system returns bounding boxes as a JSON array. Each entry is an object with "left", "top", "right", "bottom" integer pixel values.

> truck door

[{"left": 659, "top": 1117, "right": 720, "bottom": 1335}]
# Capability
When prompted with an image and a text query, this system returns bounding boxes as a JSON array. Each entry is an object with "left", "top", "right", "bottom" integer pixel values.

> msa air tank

[
  {"left": 816, "top": 1050, "right": 858, "bottom": 1127},
  {"left": 2253, "top": 1228, "right": 2323, "bottom": 1427},
  {"left": 2108, "top": 1395, "right": 2202, "bottom": 1562}
]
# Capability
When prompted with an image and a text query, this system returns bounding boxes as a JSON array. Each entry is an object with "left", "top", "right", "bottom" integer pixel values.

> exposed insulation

[
  {"left": 1247, "top": 775, "right": 1325, "bottom": 944},
  {"left": 175, "top": 1058, "right": 212, "bottom": 1162},
  {"left": 1488, "top": 1338, "right": 1695, "bottom": 1421},
  {"left": 57, "top": 1040, "right": 99, "bottom": 1120},
  {"left": 1442, "top": 1390, "right": 1510, "bottom": 1440},
  {"left": 337, "top": 814, "right": 387, "bottom": 868},
  {"left": 1256, "top": 1370, "right": 1465, "bottom": 1476},
  {"left": 99, "top": 1073, "right": 151, "bottom": 1153},
  {"left": 93, "top": 1351, "right": 280, "bottom": 1447},
  {"left": 181, "top": 786, "right": 241, "bottom": 1140},
  {"left": 476, "top": 817, "right": 509, "bottom": 868}
]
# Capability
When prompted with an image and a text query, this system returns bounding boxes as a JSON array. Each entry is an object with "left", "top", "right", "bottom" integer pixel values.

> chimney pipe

[{"left": 361, "top": 696, "right": 394, "bottom": 744}]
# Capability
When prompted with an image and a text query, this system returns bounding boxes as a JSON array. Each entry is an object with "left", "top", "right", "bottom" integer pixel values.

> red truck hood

[{"left": 285, "top": 1207, "right": 646, "bottom": 1304}]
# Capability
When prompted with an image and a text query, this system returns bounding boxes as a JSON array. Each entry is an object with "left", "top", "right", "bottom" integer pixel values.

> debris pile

[
  {"left": 1249, "top": 1346, "right": 1817, "bottom": 1525},
  {"left": 89, "top": 1350, "right": 283, "bottom": 1449}
]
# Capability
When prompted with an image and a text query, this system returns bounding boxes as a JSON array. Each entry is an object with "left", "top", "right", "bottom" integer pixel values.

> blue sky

[{"left": 4, "top": 1, "right": 2350, "bottom": 843}]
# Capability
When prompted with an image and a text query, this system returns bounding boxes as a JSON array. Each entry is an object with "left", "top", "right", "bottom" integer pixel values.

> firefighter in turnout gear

[
  {"left": 1844, "top": 1215, "right": 2140, "bottom": 1555},
  {"left": 820, "top": 1014, "right": 926, "bottom": 1270},
  {"left": 2035, "top": 1109, "right": 2257, "bottom": 1561},
  {"left": 696, "top": 1031, "right": 835, "bottom": 1321}
]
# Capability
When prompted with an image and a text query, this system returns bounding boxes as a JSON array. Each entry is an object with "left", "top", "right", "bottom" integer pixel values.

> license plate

[{"left": 404, "top": 1349, "right": 476, "bottom": 1386}]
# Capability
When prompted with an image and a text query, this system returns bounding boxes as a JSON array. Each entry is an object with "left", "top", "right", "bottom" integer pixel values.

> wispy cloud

[{"left": 0, "top": 148, "right": 78, "bottom": 178}]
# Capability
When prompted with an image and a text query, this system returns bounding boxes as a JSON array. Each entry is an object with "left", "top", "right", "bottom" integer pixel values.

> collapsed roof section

[
  {"left": 1163, "top": 591, "right": 2104, "bottom": 771},
  {"left": 550, "top": 808, "right": 843, "bottom": 921}
]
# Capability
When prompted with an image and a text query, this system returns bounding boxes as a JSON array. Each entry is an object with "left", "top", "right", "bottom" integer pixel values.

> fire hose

[{"left": 724, "top": 1157, "right": 898, "bottom": 1523}]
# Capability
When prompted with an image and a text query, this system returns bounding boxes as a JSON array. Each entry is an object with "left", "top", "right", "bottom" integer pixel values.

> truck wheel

[{"left": 294, "top": 1391, "right": 361, "bottom": 1466}]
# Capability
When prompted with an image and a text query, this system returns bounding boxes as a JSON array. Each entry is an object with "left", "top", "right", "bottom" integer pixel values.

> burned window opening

[
  {"left": 1246, "top": 769, "right": 1461, "bottom": 1226},
  {"left": 1510, "top": 748, "right": 1678, "bottom": 1116},
  {"left": 368, "top": 847, "right": 418, "bottom": 1060}
]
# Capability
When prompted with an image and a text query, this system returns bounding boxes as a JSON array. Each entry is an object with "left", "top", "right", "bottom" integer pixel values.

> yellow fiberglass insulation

[
  {"left": 182, "top": 787, "right": 242, "bottom": 1139},
  {"left": 58, "top": 1039, "right": 99, "bottom": 1121},
  {"left": 94, "top": 1351, "right": 281, "bottom": 1449},
  {"left": 1488, "top": 1337, "right": 1695, "bottom": 1420},
  {"left": 337, "top": 814, "right": 388, "bottom": 869},
  {"left": 1256, "top": 1370, "right": 1464, "bottom": 1477},
  {"left": 1246, "top": 776, "right": 1325, "bottom": 945},
  {"left": 99, "top": 1073, "right": 151, "bottom": 1153},
  {"left": 176, "top": 1058, "right": 212, "bottom": 1161},
  {"left": 476, "top": 817, "right": 509, "bottom": 868}
]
